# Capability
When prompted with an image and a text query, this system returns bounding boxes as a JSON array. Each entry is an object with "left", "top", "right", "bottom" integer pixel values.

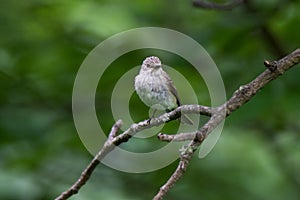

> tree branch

[
  {"left": 56, "top": 49, "right": 300, "bottom": 200},
  {"left": 55, "top": 120, "right": 123, "bottom": 200},
  {"left": 193, "top": 0, "right": 244, "bottom": 10},
  {"left": 153, "top": 48, "right": 300, "bottom": 200},
  {"left": 55, "top": 105, "right": 211, "bottom": 200},
  {"left": 242, "top": 0, "right": 287, "bottom": 58},
  {"left": 193, "top": 0, "right": 287, "bottom": 58}
]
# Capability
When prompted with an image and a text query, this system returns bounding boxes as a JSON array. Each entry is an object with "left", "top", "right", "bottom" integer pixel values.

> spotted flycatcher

[{"left": 134, "top": 56, "right": 193, "bottom": 125}]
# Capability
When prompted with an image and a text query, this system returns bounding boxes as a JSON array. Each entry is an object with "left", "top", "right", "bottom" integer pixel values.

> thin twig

[
  {"left": 153, "top": 48, "right": 300, "bottom": 200},
  {"left": 157, "top": 132, "right": 196, "bottom": 142},
  {"left": 108, "top": 120, "right": 122, "bottom": 140}
]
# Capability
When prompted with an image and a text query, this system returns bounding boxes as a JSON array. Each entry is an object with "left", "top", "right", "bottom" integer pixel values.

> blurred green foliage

[{"left": 1, "top": 0, "right": 300, "bottom": 199}]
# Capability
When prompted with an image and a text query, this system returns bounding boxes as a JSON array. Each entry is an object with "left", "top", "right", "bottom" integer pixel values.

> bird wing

[
  {"left": 162, "top": 70, "right": 181, "bottom": 107},
  {"left": 162, "top": 69, "right": 194, "bottom": 125}
]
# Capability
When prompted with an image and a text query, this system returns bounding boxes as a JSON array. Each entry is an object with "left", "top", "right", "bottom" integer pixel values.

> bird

[{"left": 134, "top": 56, "right": 193, "bottom": 125}]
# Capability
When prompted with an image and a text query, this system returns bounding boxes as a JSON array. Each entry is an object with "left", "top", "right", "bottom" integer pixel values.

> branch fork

[{"left": 56, "top": 48, "right": 300, "bottom": 200}]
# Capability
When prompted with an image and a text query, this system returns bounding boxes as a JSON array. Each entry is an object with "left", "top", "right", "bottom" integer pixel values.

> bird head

[{"left": 142, "top": 56, "right": 162, "bottom": 70}]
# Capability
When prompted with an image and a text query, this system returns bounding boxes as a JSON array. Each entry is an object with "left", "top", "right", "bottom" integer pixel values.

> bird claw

[{"left": 147, "top": 118, "right": 152, "bottom": 124}]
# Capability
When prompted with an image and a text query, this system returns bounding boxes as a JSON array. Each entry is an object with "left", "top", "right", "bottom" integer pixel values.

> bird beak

[{"left": 154, "top": 64, "right": 161, "bottom": 69}]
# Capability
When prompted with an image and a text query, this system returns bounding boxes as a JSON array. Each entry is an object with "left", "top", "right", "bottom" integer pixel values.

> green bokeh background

[{"left": 1, "top": 0, "right": 300, "bottom": 199}]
